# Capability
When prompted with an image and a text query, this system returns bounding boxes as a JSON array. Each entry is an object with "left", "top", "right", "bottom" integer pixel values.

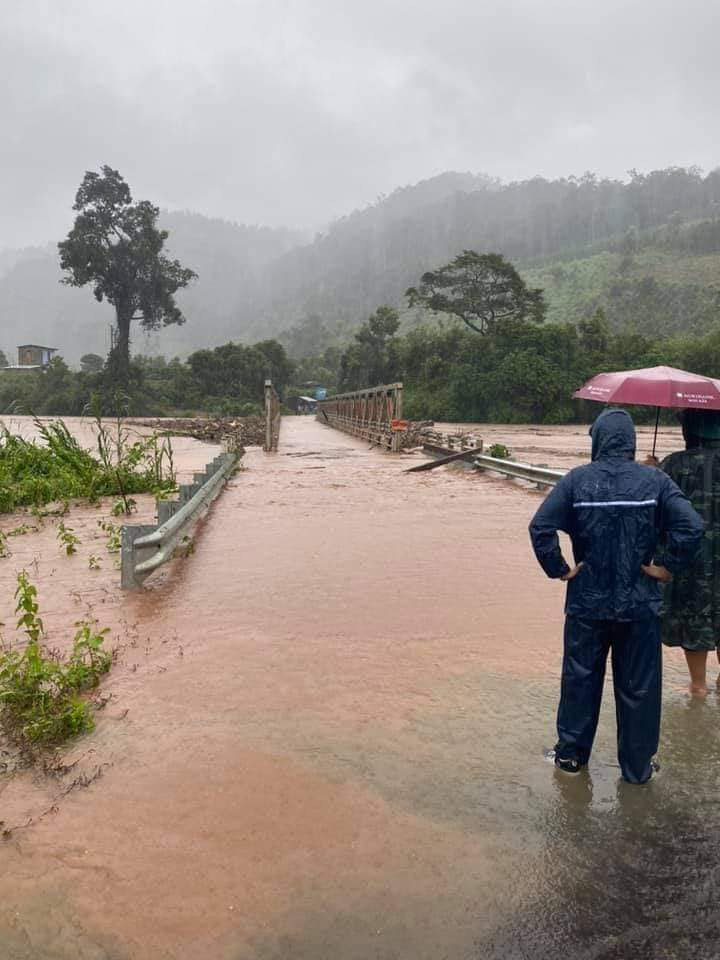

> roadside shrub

[
  {"left": 0, "top": 573, "right": 113, "bottom": 747},
  {"left": 0, "top": 416, "right": 176, "bottom": 514},
  {"left": 488, "top": 443, "right": 512, "bottom": 459}
]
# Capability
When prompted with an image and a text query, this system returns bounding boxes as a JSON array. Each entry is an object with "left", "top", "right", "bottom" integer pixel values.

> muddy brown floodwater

[{"left": 1, "top": 416, "right": 719, "bottom": 959}]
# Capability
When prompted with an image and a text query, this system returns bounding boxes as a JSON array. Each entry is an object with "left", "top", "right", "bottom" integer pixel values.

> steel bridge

[{"left": 317, "top": 382, "right": 405, "bottom": 451}]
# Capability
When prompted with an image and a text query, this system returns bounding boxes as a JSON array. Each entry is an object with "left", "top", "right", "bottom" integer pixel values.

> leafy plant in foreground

[
  {"left": 57, "top": 522, "right": 81, "bottom": 555},
  {"left": 0, "top": 574, "right": 113, "bottom": 747},
  {"left": 98, "top": 520, "right": 121, "bottom": 553},
  {"left": 15, "top": 571, "right": 43, "bottom": 644},
  {"left": 0, "top": 413, "right": 177, "bottom": 516}
]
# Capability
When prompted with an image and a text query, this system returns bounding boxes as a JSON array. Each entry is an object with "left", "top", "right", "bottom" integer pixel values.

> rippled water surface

[{"left": 0, "top": 417, "right": 718, "bottom": 959}]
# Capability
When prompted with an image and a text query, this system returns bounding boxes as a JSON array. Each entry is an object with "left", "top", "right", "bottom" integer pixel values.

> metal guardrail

[
  {"left": 121, "top": 451, "right": 240, "bottom": 589},
  {"left": 473, "top": 453, "right": 565, "bottom": 489},
  {"left": 317, "top": 382, "right": 405, "bottom": 451},
  {"left": 264, "top": 379, "right": 280, "bottom": 452}
]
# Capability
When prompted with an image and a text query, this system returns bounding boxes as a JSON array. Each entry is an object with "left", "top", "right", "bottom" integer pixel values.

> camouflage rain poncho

[{"left": 660, "top": 430, "right": 720, "bottom": 651}]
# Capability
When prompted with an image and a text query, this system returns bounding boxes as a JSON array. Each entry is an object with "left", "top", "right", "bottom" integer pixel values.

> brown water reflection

[{"left": 0, "top": 417, "right": 718, "bottom": 959}]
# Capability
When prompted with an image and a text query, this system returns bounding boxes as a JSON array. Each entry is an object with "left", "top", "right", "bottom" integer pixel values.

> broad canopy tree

[
  {"left": 59, "top": 166, "right": 196, "bottom": 384},
  {"left": 406, "top": 250, "right": 546, "bottom": 335}
]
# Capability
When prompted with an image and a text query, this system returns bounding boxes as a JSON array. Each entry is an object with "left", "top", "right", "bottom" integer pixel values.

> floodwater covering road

[{"left": 1, "top": 416, "right": 719, "bottom": 959}]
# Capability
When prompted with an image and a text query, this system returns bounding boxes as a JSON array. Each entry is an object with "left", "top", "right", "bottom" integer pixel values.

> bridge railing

[
  {"left": 317, "top": 382, "right": 405, "bottom": 451},
  {"left": 264, "top": 379, "right": 281, "bottom": 452}
]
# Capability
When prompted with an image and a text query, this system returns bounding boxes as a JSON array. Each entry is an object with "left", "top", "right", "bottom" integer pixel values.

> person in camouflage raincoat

[{"left": 660, "top": 408, "right": 720, "bottom": 695}]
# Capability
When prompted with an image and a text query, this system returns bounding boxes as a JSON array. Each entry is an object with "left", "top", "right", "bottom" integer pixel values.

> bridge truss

[{"left": 317, "top": 383, "right": 405, "bottom": 451}]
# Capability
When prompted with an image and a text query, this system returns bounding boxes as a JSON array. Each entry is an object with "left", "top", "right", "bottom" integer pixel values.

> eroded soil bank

[{"left": 1, "top": 417, "right": 718, "bottom": 959}]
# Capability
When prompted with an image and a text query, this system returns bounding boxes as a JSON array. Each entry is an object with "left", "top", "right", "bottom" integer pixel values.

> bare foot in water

[{"left": 689, "top": 682, "right": 709, "bottom": 698}]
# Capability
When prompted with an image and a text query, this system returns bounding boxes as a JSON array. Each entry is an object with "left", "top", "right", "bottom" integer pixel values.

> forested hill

[
  {"left": 271, "top": 167, "right": 720, "bottom": 353},
  {"left": 3, "top": 166, "right": 720, "bottom": 364}
]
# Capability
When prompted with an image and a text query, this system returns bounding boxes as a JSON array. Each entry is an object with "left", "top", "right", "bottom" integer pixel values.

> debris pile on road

[
  {"left": 397, "top": 421, "right": 436, "bottom": 450},
  {"left": 128, "top": 416, "right": 265, "bottom": 448},
  {"left": 419, "top": 427, "right": 483, "bottom": 453}
]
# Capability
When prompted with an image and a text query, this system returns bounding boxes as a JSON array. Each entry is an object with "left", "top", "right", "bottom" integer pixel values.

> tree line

[
  {"left": 318, "top": 250, "right": 720, "bottom": 423},
  {"left": 0, "top": 340, "right": 295, "bottom": 418}
]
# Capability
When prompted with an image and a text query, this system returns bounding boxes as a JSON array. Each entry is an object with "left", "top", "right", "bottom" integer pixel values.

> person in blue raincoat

[{"left": 529, "top": 409, "right": 704, "bottom": 784}]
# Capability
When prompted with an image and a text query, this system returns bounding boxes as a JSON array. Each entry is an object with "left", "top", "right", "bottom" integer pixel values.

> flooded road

[{"left": 1, "top": 417, "right": 719, "bottom": 958}]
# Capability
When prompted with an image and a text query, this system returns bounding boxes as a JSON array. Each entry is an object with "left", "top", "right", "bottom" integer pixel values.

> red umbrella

[{"left": 573, "top": 365, "right": 720, "bottom": 456}]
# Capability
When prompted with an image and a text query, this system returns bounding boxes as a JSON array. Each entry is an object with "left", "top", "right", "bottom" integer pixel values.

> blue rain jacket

[{"left": 529, "top": 409, "right": 704, "bottom": 620}]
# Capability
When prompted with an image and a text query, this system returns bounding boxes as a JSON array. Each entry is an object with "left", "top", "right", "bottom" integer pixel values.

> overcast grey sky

[{"left": 2, "top": 0, "right": 719, "bottom": 249}]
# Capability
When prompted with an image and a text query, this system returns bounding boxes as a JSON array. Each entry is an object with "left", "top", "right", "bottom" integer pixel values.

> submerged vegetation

[
  {"left": 0, "top": 416, "right": 176, "bottom": 515},
  {"left": 0, "top": 573, "right": 112, "bottom": 747}
]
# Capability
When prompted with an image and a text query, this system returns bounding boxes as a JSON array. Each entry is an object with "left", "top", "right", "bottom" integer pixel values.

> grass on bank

[
  {"left": 0, "top": 416, "right": 176, "bottom": 515},
  {"left": 0, "top": 572, "right": 113, "bottom": 748}
]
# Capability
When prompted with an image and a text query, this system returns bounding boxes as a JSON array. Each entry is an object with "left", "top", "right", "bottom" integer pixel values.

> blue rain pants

[{"left": 556, "top": 615, "right": 661, "bottom": 784}]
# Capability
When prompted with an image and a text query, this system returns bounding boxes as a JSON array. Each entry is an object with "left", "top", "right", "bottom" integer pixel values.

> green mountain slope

[{"left": 525, "top": 248, "right": 720, "bottom": 338}]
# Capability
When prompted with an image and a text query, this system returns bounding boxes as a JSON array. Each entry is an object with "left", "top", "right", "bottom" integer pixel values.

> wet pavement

[{"left": 0, "top": 417, "right": 719, "bottom": 958}]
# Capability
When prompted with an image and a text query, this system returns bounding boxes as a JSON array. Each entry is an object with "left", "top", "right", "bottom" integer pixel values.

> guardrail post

[
  {"left": 121, "top": 524, "right": 156, "bottom": 590},
  {"left": 122, "top": 451, "right": 240, "bottom": 590},
  {"left": 157, "top": 500, "right": 177, "bottom": 525}
]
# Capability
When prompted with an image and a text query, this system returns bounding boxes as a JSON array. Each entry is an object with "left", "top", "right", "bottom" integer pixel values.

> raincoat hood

[{"left": 589, "top": 408, "right": 636, "bottom": 461}]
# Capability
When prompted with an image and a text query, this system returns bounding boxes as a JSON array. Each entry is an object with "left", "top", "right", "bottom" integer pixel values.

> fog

[{"left": 2, "top": 0, "right": 719, "bottom": 249}]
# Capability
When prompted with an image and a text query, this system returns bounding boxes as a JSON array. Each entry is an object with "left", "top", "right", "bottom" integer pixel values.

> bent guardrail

[
  {"left": 317, "top": 382, "right": 405, "bottom": 451},
  {"left": 264, "top": 379, "right": 280, "bottom": 452},
  {"left": 473, "top": 453, "right": 565, "bottom": 489},
  {"left": 121, "top": 451, "right": 239, "bottom": 589}
]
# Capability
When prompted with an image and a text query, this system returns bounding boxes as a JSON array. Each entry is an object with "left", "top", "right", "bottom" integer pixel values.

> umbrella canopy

[{"left": 573, "top": 365, "right": 720, "bottom": 410}]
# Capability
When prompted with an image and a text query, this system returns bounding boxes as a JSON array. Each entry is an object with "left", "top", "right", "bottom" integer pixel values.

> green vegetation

[
  {"left": 488, "top": 443, "right": 511, "bottom": 459},
  {"left": 0, "top": 573, "right": 112, "bottom": 747},
  {"left": 57, "top": 522, "right": 80, "bottom": 555},
  {"left": 338, "top": 307, "right": 401, "bottom": 391},
  {"left": 268, "top": 167, "right": 720, "bottom": 348},
  {"left": 0, "top": 417, "right": 176, "bottom": 515},
  {"left": 333, "top": 293, "right": 720, "bottom": 424},
  {"left": 98, "top": 520, "right": 121, "bottom": 553},
  {"left": 525, "top": 247, "right": 720, "bottom": 338},
  {"left": 0, "top": 337, "right": 294, "bottom": 419}
]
